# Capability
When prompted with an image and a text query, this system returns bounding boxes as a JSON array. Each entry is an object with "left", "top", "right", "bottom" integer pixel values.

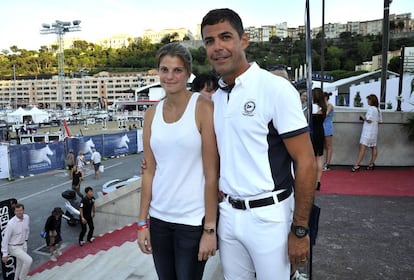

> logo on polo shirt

[{"left": 243, "top": 100, "right": 256, "bottom": 116}]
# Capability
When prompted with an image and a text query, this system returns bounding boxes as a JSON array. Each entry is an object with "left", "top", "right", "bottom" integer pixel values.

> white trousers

[
  {"left": 9, "top": 242, "right": 33, "bottom": 280},
  {"left": 218, "top": 192, "right": 294, "bottom": 280}
]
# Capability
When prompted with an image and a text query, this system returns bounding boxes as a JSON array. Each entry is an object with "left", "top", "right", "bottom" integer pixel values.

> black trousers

[
  {"left": 79, "top": 217, "right": 94, "bottom": 242},
  {"left": 150, "top": 217, "right": 206, "bottom": 280}
]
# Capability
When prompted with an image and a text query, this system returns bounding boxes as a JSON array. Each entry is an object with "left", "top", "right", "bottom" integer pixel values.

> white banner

[{"left": 0, "top": 145, "right": 10, "bottom": 179}]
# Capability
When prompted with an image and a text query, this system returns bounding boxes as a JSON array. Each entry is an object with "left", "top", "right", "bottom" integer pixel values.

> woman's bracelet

[
  {"left": 137, "top": 224, "right": 149, "bottom": 231},
  {"left": 137, "top": 220, "right": 147, "bottom": 226}
]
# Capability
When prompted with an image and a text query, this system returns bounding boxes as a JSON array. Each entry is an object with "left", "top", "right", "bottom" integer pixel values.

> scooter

[{"left": 61, "top": 190, "right": 81, "bottom": 227}]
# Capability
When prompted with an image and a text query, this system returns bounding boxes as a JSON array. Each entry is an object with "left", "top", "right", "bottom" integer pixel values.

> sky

[{"left": 1, "top": 0, "right": 413, "bottom": 51}]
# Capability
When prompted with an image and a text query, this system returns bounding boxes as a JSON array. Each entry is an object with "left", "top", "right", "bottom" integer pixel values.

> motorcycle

[{"left": 61, "top": 190, "right": 81, "bottom": 226}]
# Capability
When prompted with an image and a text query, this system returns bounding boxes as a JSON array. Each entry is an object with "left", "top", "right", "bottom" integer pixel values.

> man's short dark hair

[
  {"left": 15, "top": 203, "right": 24, "bottom": 210},
  {"left": 201, "top": 8, "right": 244, "bottom": 38},
  {"left": 85, "top": 186, "right": 93, "bottom": 193}
]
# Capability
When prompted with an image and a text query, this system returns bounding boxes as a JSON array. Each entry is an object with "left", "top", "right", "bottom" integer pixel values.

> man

[
  {"left": 90, "top": 147, "right": 102, "bottom": 179},
  {"left": 79, "top": 186, "right": 96, "bottom": 246},
  {"left": 201, "top": 9, "right": 316, "bottom": 279},
  {"left": 1, "top": 203, "right": 33, "bottom": 280}
]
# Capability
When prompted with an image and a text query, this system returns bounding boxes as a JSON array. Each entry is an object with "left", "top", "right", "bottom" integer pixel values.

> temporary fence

[{"left": 0, "top": 129, "right": 143, "bottom": 179}]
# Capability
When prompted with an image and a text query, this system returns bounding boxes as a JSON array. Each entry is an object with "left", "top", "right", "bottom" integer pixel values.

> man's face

[
  {"left": 86, "top": 190, "right": 94, "bottom": 198},
  {"left": 14, "top": 207, "right": 24, "bottom": 219},
  {"left": 202, "top": 20, "right": 248, "bottom": 82}
]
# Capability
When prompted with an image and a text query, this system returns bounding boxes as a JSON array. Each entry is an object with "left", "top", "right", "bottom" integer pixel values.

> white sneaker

[
  {"left": 50, "top": 255, "right": 57, "bottom": 262},
  {"left": 291, "top": 270, "right": 309, "bottom": 280},
  {"left": 55, "top": 249, "right": 62, "bottom": 256}
]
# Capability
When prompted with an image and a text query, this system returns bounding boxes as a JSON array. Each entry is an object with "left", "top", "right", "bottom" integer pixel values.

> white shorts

[{"left": 218, "top": 191, "right": 294, "bottom": 280}]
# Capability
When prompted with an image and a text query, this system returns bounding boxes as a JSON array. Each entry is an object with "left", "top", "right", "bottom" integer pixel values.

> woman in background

[
  {"left": 323, "top": 92, "right": 334, "bottom": 170},
  {"left": 311, "top": 88, "right": 327, "bottom": 190},
  {"left": 352, "top": 94, "right": 382, "bottom": 171},
  {"left": 191, "top": 73, "right": 218, "bottom": 100}
]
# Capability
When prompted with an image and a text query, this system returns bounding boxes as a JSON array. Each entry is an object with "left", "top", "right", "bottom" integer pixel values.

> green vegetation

[
  {"left": 354, "top": 92, "right": 363, "bottom": 107},
  {"left": 1, "top": 32, "right": 413, "bottom": 79}
]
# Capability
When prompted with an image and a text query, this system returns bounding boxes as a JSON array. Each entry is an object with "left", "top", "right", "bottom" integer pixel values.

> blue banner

[{"left": 7, "top": 131, "right": 140, "bottom": 178}]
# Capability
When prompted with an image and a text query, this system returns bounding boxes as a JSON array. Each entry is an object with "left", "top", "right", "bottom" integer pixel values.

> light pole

[
  {"left": 380, "top": 0, "right": 392, "bottom": 109},
  {"left": 40, "top": 20, "right": 81, "bottom": 110}
]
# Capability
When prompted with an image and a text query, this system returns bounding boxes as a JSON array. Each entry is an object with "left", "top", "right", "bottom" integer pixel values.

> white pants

[
  {"left": 9, "top": 242, "right": 33, "bottom": 280},
  {"left": 218, "top": 192, "right": 294, "bottom": 280}
]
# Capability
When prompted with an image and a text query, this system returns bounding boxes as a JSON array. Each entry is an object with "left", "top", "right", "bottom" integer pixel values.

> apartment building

[
  {"left": 0, "top": 72, "right": 159, "bottom": 110},
  {"left": 247, "top": 13, "right": 412, "bottom": 42}
]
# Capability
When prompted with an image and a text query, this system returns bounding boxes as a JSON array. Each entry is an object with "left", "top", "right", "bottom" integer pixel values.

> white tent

[
  {"left": 7, "top": 107, "right": 26, "bottom": 123},
  {"left": 28, "top": 106, "right": 49, "bottom": 123},
  {"left": 6, "top": 106, "right": 49, "bottom": 123}
]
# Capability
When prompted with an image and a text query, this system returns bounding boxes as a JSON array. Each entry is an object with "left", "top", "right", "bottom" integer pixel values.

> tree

[{"left": 354, "top": 92, "right": 363, "bottom": 107}]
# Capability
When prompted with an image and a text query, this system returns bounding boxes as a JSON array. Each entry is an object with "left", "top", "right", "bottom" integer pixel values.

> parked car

[{"left": 102, "top": 175, "right": 141, "bottom": 195}]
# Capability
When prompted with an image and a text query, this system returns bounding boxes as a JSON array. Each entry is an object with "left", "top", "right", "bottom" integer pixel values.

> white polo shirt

[{"left": 212, "top": 63, "right": 308, "bottom": 197}]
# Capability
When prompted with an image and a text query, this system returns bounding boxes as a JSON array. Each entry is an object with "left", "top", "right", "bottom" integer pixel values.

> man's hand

[
  {"left": 288, "top": 232, "right": 310, "bottom": 265},
  {"left": 2, "top": 256, "right": 8, "bottom": 264},
  {"left": 140, "top": 158, "right": 147, "bottom": 174}
]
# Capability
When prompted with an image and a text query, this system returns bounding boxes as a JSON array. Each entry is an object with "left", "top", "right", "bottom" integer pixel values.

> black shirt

[
  {"left": 72, "top": 171, "right": 82, "bottom": 186},
  {"left": 80, "top": 196, "right": 95, "bottom": 219}
]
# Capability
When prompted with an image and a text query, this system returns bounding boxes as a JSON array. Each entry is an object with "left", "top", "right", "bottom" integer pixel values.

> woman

[
  {"left": 66, "top": 149, "right": 75, "bottom": 179},
  {"left": 311, "top": 88, "right": 327, "bottom": 190},
  {"left": 323, "top": 92, "right": 334, "bottom": 170},
  {"left": 300, "top": 90, "right": 308, "bottom": 119},
  {"left": 352, "top": 94, "right": 382, "bottom": 171},
  {"left": 44, "top": 207, "right": 63, "bottom": 262},
  {"left": 137, "top": 43, "right": 219, "bottom": 280}
]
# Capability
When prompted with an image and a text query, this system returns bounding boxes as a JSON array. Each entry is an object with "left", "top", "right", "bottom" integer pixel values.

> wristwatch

[
  {"left": 204, "top": 228, "right": 216, "bottom": 234},
  {"left": 291, "top": 224, "right": 309, "bottom": 238}
]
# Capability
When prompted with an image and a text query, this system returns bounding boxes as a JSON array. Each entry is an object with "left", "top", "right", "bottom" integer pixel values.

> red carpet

[
  {"left": 319, "top": 167, "right": 414, "bottom": 196},
  {"left": 29, "top": 224, "right": 137, "bottom": 275}
]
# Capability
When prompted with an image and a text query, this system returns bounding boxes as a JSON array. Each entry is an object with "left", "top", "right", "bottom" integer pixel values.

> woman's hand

[
  {"left": 198, "top": 232, "right": 217, "bottom": 261},
  {"left": 137, "top": 228, "right": 152, "bottom": 254}
]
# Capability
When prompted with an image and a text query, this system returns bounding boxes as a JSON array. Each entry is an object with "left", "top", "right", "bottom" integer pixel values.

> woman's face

[
  {"left": 300, "top": 92, "right": 307, "bottom": 104},
  {"left": 158, "top": 55, "right": 189, "bottom": 95}
]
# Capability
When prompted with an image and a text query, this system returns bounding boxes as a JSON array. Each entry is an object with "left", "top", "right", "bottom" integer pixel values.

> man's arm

[{"left": 283, "top": 132, "right": 316, "bottom": 264}]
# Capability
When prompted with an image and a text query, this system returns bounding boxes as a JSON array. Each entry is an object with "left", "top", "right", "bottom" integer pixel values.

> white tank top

[{"left": 149, "top": 92, "right": 205, "bottom": 226}]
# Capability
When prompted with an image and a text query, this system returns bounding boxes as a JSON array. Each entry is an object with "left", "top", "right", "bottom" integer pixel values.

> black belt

[{"left": 225, "top": 188, "right": 292, "bottom": 210}]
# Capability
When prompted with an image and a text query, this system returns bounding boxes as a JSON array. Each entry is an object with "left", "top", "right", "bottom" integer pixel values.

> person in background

[
  {"left": 323, "top": 92, "right": 334, "bottom": 171},
  {"left": 201, "top": 8, "right": 316, "bottom": 279},
  {"left": 351, "top": 94, "right": 382, "bottom": 172},
  {"left": 191, "top": 73, "right": 219, "bottom": 99},
  {"left": 300, "top": 90, "right": 308, "bottom": 119},
  {"left": 1, "top": 203, "right": 32, "bottom": 280},
  {"left": 44, "top": 207, "right": 63, "bottom": 262},
  {"left": 72, "top": 165, "right": 83, "bottom": 199},
  {"left": 269, "top": 64, "right": 290, "bottom": 81},
  {"left": 76, "top": 151, "right": 86, "bottom": 178},
  {"left": 79, "top": 187, "right": 96, "bottom": 246},
  {"left": 90, "top": 147, "right": 102, "bottom": 179},
  {"left": 66, "top": 149, "right": 75, "bottom": 179},
  {"left": 311, "top": 88, "right": 327, "bottom": 191},
  {"left": 9, "top": 198, "right": 18, "bottom": 217},
  {"left": 137, "top": 42, "right": 219, "bottom": 280}
]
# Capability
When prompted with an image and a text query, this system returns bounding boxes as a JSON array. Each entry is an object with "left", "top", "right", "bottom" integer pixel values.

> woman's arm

[
  {"left": 196, "top": 96, "right": 219, "bottom": 260},
  {"left": 138, "top": 106, "right": 156, "bottom": 222},
  {"left": 137, "top": 106, "right": 156, "bottom": 255}
]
